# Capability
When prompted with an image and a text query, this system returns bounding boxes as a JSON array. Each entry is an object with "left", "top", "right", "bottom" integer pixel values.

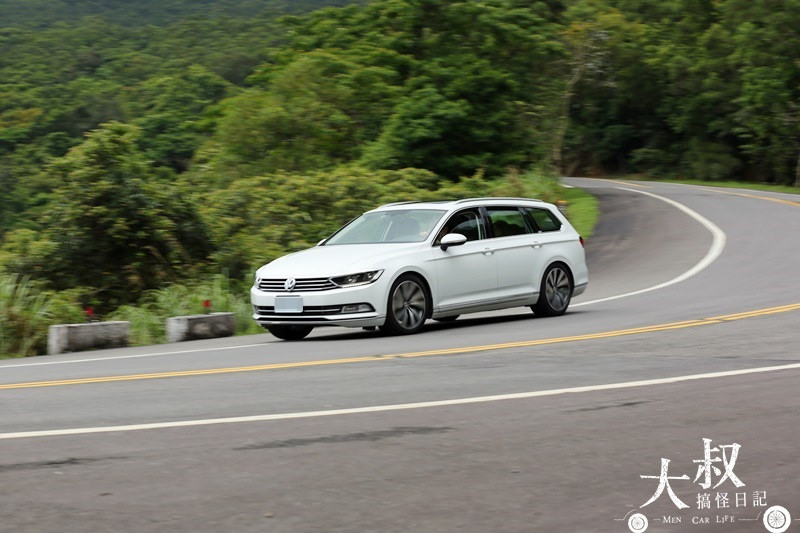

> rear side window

[
  {"left": 526, "top": 207, "right": 562, "bottom": 232},
  {"left": 486, "top": 207, "right": 530, "bottom": 238}
]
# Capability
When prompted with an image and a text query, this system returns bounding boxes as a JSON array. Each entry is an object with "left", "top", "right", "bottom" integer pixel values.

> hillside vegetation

[
  {"left": 0, "top": 0, "right": 358, "bottom": 27},
  {"left": 1, "top": 0, "right": 798, "bottom": 355}
]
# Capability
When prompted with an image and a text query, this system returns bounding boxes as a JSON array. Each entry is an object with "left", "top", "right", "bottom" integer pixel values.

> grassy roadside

[{"left": 560, "top": 185, "right": 599, "bottom": 240}]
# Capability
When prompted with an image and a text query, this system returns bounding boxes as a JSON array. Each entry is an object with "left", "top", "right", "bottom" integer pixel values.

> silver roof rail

[
  {"left": 377, "top": 197, "right": 544, "bottom": 209},
  {"left": 377, "top": 200, "right": 421, "bottom": 208},
  {"left": 454, "top": 197, "right": 542, "bottom": 203}
]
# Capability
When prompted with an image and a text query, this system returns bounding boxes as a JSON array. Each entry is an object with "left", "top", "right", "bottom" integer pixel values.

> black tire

[
  {"left": 267, "top": 325, "right": 313, "bottom": 340},
  {"left": 532, "top": 263, "right": 573, "bottom": 317},
  {"left": 380, "top": 274, "right": 429, "bottom": 335},
  {"left": 434, "top": 315, "right": 459, "bottom": 322}
]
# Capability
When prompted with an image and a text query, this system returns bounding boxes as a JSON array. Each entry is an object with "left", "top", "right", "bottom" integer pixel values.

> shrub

[{"left": 109, "top": 274, "right": 262, "bottom": 345}]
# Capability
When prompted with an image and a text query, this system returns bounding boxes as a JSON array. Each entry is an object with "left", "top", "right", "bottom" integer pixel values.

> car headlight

[{"left": 330, "top": 270, "right": 383, "bottom": 287}]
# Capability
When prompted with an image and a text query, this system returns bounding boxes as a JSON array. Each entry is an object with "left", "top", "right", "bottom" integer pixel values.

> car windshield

[{"left": 324, "top": 209, "right": 446, "bottom": 245}]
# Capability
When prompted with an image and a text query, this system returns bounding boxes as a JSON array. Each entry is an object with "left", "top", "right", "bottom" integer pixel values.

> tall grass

[
  {"left": 0, "top": 275, "right": 49, "bottom": 357},
  {"left": 0, "top": 275, "right": 84, "bottom": 357},
  {"left": 0, "top": 272, "right": 260, "bottom": 357}
]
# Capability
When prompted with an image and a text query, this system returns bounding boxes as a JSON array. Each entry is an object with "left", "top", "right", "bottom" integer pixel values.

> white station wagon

[{"left": 251, "top": 198, "right": 588, "bottom": 340}]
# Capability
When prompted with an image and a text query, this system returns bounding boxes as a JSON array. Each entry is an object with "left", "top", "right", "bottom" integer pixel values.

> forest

[{"left": 1, "top": 0, "right": 798, "bottom": 356}]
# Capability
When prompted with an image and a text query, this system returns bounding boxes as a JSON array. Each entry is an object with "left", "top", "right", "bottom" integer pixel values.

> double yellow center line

[
  {"left": 2, "top": 302, "right": 799, "bottom": 391},
  {"left": 603, "top": 178, "right": 800, "bottom": 207}
]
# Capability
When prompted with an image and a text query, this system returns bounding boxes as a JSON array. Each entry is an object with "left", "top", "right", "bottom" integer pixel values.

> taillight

[{"left": 579, "top": 236, "right": 585, "bottom": 248}]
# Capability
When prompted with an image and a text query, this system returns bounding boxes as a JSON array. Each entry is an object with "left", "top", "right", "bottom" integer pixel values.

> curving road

[{"left": 1, "top": 179, "right": 799, "bottom": 532}]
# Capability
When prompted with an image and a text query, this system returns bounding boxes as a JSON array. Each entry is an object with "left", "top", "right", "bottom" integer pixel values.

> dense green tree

[
  {"left": 0, "top": 0, "right": 361, "bottom": 28},
  {"left": 208, "top": 50, "right": 383, "bottom": 179},
  {"left": 7, "top": 122, "right": 214, "bottom": 308},
  {"left": 563, "top": 0, "right": 800, "bottom": 184},
  {"left": 206, "top": 0, "right": 566, "bottom": 180},
  {"left": 200, "top": 166, "right": 438, "bottom": 277},
  {"left": 723, "top": 0, "right": 800, "bottom": 185},
  {"left": 562, "top": 3, "right": 677, "bottom": 175},
  {"left": 129, "top": 66, "right": 231, "bottom": 171}
]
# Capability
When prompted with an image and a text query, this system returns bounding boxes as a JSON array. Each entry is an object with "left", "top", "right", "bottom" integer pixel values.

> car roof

[{"left": 374, "top": 197, "right": 549, "bottom": 211}]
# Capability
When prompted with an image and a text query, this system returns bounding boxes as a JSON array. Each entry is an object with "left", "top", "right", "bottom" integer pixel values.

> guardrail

[
  {"left": 48, "top": 321, "right": 130, "bottom": 355},
  {"left": 166, "top": 312, "right": 235, "bottom": 343},
  {"left": 46, "top": 312, "right": 237, "bottom": 355}
]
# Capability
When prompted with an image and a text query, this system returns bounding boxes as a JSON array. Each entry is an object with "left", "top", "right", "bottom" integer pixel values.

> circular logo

[
  {"left": 628, "top": 513, "right": 648, "bottom": 532},
  {"left": 763, "top": 505, "right": 791, "bottom": 533},
  {"left": 284, "top": 278, "right": 297, "bottom": 291}
]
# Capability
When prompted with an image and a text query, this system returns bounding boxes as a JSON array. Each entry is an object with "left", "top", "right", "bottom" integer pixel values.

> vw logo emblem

[{"left": 284, "top": 278, "right": 297, "bottom": 291}]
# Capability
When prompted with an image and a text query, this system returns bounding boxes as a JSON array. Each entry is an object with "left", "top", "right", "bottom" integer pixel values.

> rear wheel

[
  {"left": 267, "top": 325, "right": 313, "bottom": 340},
  {"left": 532, "top": 263, "right": 573, "bottom": 317},
  {"left": 380, "top": 274, "right": 429, "bottom": 335}
]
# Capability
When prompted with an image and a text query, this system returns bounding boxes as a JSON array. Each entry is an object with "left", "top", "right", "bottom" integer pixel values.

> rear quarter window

[{"left": 526, "top": 207, "right": 562, "bottom": 232}]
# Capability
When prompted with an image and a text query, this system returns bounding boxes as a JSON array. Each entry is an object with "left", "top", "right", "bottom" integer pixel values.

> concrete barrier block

[
  {"left": 48, "top": 321, "right": 130, "bottom": 355},
  {"left": 166, "top": 312, "right": 235, "bottom": 343}
]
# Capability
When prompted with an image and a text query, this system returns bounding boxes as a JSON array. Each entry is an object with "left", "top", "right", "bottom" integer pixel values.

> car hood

[{"left": 256, "top": 243, "right": 424, "bottom": 278}]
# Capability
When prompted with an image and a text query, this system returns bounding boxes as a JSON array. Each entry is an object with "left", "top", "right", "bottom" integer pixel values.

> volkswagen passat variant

[{"left": 251, "top": 198, "right": 588, "bottom": 340}]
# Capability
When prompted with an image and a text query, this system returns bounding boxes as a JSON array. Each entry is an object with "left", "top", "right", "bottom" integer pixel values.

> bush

[
  {"left": 683, "top": 140, "right": 743, "bottom": 181},
  {"left": 630, "top": 148, "right": 678, "bottom": 176}
]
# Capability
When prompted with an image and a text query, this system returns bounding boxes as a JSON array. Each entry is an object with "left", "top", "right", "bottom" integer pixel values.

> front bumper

[{"left": 250, "top": 284, "right": 387, "bottom": 328}]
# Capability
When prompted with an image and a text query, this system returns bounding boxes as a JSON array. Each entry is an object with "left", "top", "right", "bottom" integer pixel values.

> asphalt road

[{"left": 1, "top": 179, "right": 799, "bottom": 533}]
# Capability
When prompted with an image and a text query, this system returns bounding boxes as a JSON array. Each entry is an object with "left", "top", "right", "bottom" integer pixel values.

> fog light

[{"left": 341, "top": 303, "right": 374, "bottom": 314}]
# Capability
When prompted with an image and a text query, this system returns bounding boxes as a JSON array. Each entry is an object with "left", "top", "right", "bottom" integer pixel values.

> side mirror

[{"left": 440, "top": 233, "right": 467, "bottom": 251}]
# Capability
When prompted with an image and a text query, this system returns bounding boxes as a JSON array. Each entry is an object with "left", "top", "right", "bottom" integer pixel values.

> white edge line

[
  {"left": 573, "top": 187, "right": 727, "bottom": 307},
  {"left": 2, "top": 361, "right": 799, "bottom": 440},
  {"left": 0, "top": 342, "right": 271, "bottom": 369}
]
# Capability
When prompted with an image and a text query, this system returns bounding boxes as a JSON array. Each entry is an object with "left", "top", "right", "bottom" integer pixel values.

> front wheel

[
  {"left": 532, "top": 263, "right": 573, "bottom": 317},
  {"left": 380, "top": 274, "right": 429, "bottom": 335},
  {"left": 267, "top": 325, "right": 313, "bottom": 340}
]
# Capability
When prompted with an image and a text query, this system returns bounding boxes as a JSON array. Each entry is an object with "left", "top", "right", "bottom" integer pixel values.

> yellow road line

[
  {"left": 2, "top": 303, "right": 799, "bottom": 391},
  {"left": 693, "top": 186, "right": 800, "bottom": 207},
  {"left": 596, "top": 179, "right": 799, "bottom": 206},
  {"left": 596, "top": 179, "right": 652, "bottom": 188},
  {"left": 0, "top": 356, "right": 386, "bottom": 390}
]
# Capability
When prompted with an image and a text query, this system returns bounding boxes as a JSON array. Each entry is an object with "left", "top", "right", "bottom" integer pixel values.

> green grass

[
  {"left": 560, "top": 185, "right": 599, "bottom": 239},
  {"left": 0, "top": 275, "right": 86, "bottom": 358}
]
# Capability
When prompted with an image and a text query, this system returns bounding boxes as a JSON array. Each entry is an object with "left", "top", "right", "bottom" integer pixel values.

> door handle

[
  {"left": 532, "top": 242, "right": 542, "bottom": 249},
  {"left": 482, "top": 248, "right": 494, "bottom": 256}
]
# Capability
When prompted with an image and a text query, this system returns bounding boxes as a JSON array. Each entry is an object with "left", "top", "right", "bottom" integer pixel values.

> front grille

[
  {"left": 255, "top": 305, "right": 343, "bottom": 316},
  {"left": 258, "top": 278, "right": 337, "bottom": 292}
]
